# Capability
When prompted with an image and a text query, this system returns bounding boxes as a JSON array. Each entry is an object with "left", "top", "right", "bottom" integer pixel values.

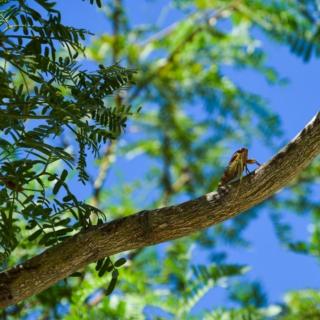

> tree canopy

[{"left": 0, "top": 0, "right": 320, "bottom": 319}]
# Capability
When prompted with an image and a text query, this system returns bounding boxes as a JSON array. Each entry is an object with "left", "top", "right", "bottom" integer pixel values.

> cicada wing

[{"left": 219, "top": 152, "right": 244, "bottom": 185}]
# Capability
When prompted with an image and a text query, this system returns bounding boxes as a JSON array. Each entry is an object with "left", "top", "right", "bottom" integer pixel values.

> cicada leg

[
  {"left": 247, "top": 159, "right": 261, "bottom": 166},
  {"left": 232, "top": 160, "right": 245, "bottom": 201},
  {"left": 245, "top": 159, "right": 261, "bottom": 175}
]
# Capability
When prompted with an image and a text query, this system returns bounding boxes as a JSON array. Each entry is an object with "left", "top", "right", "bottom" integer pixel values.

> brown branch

[
  {"left": 0, "top": 112, "right": 319, "bottom": 307},
  {"left": 91, "top": 0, "right": 123, "bottom": 207},
  {"left": 161, "top": 132, "right": 174, "bottom": 206},
  {"left": 92, "top": 141, "right": 116, "bottom": 207}
]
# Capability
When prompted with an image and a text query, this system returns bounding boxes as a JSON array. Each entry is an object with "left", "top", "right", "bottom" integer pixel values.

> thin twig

[{"left": 91, "top": 0, "right": 123, "bottom": 208}]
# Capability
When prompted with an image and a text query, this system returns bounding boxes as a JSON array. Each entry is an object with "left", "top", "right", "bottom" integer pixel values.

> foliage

[
  {"left": 0, "top": 0, "right": 135, "bottom": 264},
  {"left": 1, "top": 0, "right": 320, "bottom": 319}
]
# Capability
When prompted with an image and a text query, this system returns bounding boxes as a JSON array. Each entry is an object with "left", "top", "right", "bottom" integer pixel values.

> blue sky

[{"left": 57, "top": 0, "right": 320, "bottom": 313}]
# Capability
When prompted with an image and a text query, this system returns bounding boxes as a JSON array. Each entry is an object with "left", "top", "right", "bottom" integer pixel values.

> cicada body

[{"left": 218, "top": 148, "right": 260, "bottom": 187}]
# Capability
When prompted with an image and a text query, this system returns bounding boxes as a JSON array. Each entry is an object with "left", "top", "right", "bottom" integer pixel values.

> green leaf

[
  {"left": 63, "top": 195, "right": 74, "bottom": 202},
  {"left": 69, "top": 272, "right": 82, "bottom": 277},
  {"left": 28, "top": 229, "right": 42, "bottom": 241},
  {"left": 105, "top": 270, "right": 118, "bottom": 295},
  {"left": 114, "top": 257, "right": 126, "bottom": 268},
  {"left": 55, "top": 218, "right": 71, "bottom": 226},
  {"left": 98, "top": 257, "right": 112, "bottom": 277},
  {"left": 52, "top": 170, "right": 68, "bottom": 195},
  {"left": 95, "top": 258, "right": 105, "bottom": 271}
]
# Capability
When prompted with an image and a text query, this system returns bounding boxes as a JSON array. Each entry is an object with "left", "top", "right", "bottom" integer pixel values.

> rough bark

[{"left": 0, "top": 112, "right": 319, "bottom": 308}]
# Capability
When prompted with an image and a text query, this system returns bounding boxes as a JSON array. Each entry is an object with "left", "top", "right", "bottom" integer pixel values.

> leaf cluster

[{"left": 0, "top": 0, "right": 135, "bottom": 263}]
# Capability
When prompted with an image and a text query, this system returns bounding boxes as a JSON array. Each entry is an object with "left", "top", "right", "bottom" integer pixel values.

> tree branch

[
  {"left": 91, "top": 0, "right": 124, "bottom": 208},
  {"left": 0, "top": 112, "right": 319, "bottom": 307}
]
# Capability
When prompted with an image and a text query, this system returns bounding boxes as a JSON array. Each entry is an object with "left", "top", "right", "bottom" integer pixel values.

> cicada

[{"left": 218, "top": 148, "right": 260, "bottom": 187}]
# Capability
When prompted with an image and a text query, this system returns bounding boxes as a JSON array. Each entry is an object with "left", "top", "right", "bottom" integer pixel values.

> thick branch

[{"left": 0, "top": 112, "right": 319, "bottom": 307}]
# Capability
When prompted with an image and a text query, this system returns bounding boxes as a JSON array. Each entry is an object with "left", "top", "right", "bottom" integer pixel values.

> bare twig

[{"left": 92, "top": 142, "right": 116, "bottom": 207}]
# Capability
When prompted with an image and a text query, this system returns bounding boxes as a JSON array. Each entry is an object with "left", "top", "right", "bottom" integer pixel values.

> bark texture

[{"left": 0, "top": 112, "right": 319, "bottom": 308}]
